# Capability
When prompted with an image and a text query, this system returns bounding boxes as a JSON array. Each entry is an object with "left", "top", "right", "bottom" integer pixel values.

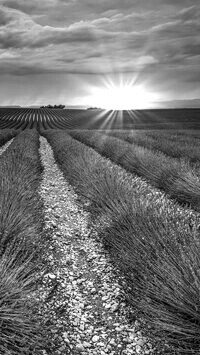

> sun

[
  {"left": 96, "top": 84, "right": 150, "bottom": 110},
  {"left": 86, "top": 77, "right": 158, "bottom": 110}
]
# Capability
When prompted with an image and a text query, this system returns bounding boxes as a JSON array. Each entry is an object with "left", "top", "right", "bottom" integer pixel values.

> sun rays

[
  {"left": 79, "top": 75, "right": 161, "bottom": 130},
  {"left": 85, "top": 75, "right": 159, "bottom": 111}
]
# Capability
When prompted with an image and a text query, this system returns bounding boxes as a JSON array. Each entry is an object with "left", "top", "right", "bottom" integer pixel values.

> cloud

[
  {"left": 0, "top": 10, "right": 11, "bottom": 25},
  {"left": 0, "top": 0, "right": 200, "bottom": 107},
  {"left": 0, "top": 49, "right": 19, "bottom": 59},
  {"left": 178, "top": 5, "right": 199, "bottom": 20},
  {"left": 152, "top": 5, "right": 200, "bottom": 37},
  {"left": 0, "top": 0, "right": 63, "bottom": 13},
  {"left": 0, "top": 5, "right": 122, "bottom": 50},
  {"left": 0, "top": 0, "right": 199, "bottom": 99}
]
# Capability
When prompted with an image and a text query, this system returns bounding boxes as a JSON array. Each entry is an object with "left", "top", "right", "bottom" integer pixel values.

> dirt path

[{"left": 38, "top": 136, "right": 152, "bottom": 355}]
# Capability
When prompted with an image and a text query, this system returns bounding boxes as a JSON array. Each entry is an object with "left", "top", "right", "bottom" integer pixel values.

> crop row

[
  {"left": 0, "top": 129, "right": 18, "bottom": 147},
  {"left": 0, "top": 108, "right": 106, "bottom": 130},
  {"left": 105, "top": 129, "right": 200, "bottom": 163},
  {"left": 1, "top": 108, "right": 200, "bottom": 130},
  {"left": 0, "top": 130, "right": 48, "bottom": 354},
  {"left": 0, "top": 108, "right": 78, "bottom": 130},
  {"left": 69, "top": 130, "right": 200, "bottom": 212},
  {"left": 42, "top": 129, "right": 200, "bottom": 353}
]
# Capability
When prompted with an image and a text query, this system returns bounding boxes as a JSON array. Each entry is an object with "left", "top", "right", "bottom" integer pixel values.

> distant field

[
  {"left": 0, "top": 109, "right": 200, "bottom": 354},
  {"left": 0, "top": 107, "right": 200, "bottom": 130}
]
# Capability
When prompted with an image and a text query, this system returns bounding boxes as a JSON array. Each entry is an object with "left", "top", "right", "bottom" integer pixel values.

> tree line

[{"left": 40, "top": 104, "right": 65, "bottom": 109}]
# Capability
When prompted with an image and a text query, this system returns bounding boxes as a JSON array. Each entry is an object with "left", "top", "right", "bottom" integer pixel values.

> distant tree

[
  {"left": 40, "top": 104, "right": 65, "bottom": 109},
  {"left": 54, "top": 104, "right": 65, "bottom": 109},
  {"left": 87, "top": 107, "right": 99, "bottom": 110}
]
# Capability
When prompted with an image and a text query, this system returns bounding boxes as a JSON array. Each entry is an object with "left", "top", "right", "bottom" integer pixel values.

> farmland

[
  {"left": 0, "top": 108, "right": 200, "bottom": 354},
  {"left": 0, "top": 107, "right": 200, "bottom": 130}
]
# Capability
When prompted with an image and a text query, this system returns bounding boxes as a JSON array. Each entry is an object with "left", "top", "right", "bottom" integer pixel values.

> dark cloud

[
  {"left": 178, "top": 5, "right": 199, "bottom": 20},
  {"left": 0, "top": 11, "right": 10, "bottom": 25},
  {"left": 0, "top": 0, "right": 64, "bottom": 13},
  {"left": 0, "top": 6, "right": 119, "bottom": 50},
  {"left": 0, "top": 0, "right": 200, "bottom": 105}
]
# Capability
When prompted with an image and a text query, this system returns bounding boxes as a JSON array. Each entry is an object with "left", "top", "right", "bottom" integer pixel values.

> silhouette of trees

[{"left": 40, "top": 104, "right": 65, "bottom": 109}]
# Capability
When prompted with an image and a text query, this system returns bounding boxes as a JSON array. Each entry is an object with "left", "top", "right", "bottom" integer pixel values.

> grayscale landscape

[{"left": 0, "top": 1, "right": 200, "bottom": 354}]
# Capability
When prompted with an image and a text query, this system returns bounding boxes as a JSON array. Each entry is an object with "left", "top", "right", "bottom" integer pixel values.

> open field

[
  {"left": 1, "top": 107, "right": 200, "bottom": 130},
  {"left": 0, "top": 109, "right": 200, "bottom": 354}
]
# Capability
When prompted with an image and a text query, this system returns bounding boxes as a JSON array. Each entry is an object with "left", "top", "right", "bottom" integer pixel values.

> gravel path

[
  {"left": 0, "top": 138, "right": 14, "bottom": 155},
  {"left": 38, "top": 136, "right": 153, "bottom": 355}
]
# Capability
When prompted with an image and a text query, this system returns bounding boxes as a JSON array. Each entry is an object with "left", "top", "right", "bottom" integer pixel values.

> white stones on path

[{"left": 38, "top": 137, "right": 152, "bottom": 355}]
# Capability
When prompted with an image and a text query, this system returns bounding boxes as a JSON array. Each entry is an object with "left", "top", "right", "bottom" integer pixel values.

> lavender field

[{"left": 0, "top": 109, "right": 200, "bottom": 354}]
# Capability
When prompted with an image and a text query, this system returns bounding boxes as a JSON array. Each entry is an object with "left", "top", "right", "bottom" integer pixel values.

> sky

[{"left": 0, "top": 0, "right": 200, "bottom": 108}]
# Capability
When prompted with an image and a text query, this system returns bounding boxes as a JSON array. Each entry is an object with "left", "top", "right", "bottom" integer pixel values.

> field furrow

[
  {"left": 0, "top": 130, "right": 48, "bottom": 355},
  {"left": 0, "top": 137, "right": 14, "bottom": 155},
  {"left": 106, "top": 130, "right": 200, "bottom": 163},
  {"left": 42, "top": 129, "right": 200, "bottom": 354},
  {"left": 0, "top": 129, "right": 17, "bottom": 147},
  {"left": 0, "top": 106, "right": 200, "bottom": 354},
  {"left": 1, "top": 108, "right": 200, "bottom": 130},
  {"left": 38, "top": 136, "right": 152, "bottom": 355},
  {"left": 69, "top": 130, "right": 200, "bottom": 212}
]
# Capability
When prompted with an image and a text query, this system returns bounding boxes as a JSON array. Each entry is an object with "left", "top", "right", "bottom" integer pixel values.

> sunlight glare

[{"left": 89, "top": 82, "right": 157, "bottom": 110}]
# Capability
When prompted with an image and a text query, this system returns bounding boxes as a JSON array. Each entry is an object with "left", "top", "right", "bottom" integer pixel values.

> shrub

[{"left": 0, "top": 130, "right": 47, "bottom": 354}]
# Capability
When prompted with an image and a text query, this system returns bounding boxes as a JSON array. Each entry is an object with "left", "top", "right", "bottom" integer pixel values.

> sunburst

[{"left": 87, "top": 76, "right": 158, "bottom": 110}]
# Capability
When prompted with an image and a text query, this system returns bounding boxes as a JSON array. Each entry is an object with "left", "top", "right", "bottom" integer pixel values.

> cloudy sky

[{"left": 0, "top": 0, "right": 200, "bottom": 107}]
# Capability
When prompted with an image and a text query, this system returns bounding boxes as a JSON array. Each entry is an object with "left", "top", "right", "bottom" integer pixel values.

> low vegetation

[
  {"left": 0, "top": 130, "right": 47, "bottom": 354},
  {"left": 0, "top": 110, "right": 200, "bottom": 354},
  {"left": 42, "top": 129, "right": 200, "bottom": 354},
  {"left": 0, "top": 129, "right": 18, "bottom": 147},
  {"left": 105, "top": 129, "right": 200, "bottom": 163},
  {"left": 1, "top": 107, "right": 200, "bottom": 130},
  {"left": 69, "top": 130, "right": 200, "bottom": 212}
]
